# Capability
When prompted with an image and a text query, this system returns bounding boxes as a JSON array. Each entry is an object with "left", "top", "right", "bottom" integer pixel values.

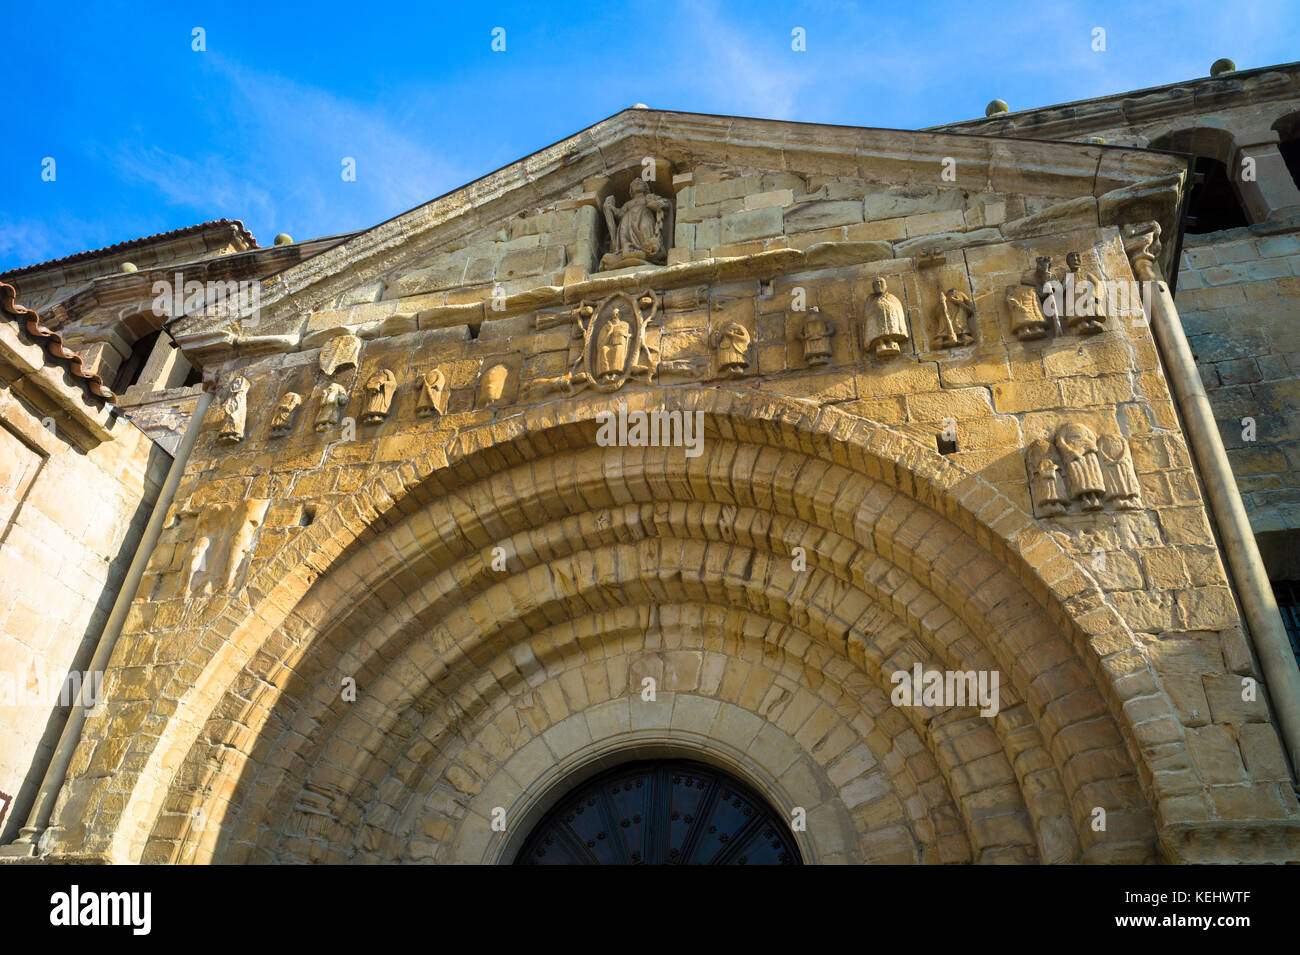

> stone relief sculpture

[
  {"left": 1027, "top": 440, "right": 1069, "bottom": 517},
  {"left": 478, "top": 364, "right": 510, "bottom": 407},
  {"left": 1027, "top": 424, "right": 1143, "bottom": 516},
  {"left": 935, "top": 288, "right": 975, "bottom": 349},
  {"left": 715, "top": 322, "right": 752, "bottom": 377},
  {"left": 799, "top": 308, "right": 834, "bottom": 366},
  {"left": 548, "top": 292, "right": 659, "bottom": 394},
  {"left": 1098, "top": 433, "right": 1141, "bottom": 508},
  {"left": 1065, "top": 251, "right": 1107, "bottom": 335},
  {"left": 1055, "top": 423, "right": 1107, "bottom": 511},
  {"left": 863, "top": 278, "right": 909, "bottom": 358},
  {"left": 600, "top": 179, "right": 672, "bottom": 271},
  {"left": 315, "top": 382, "right": 349, "bottom": 431},
  {"left": 416, "top": 368, "right": 448, "bottom": 417},
  {"left": 269, "top": 392, "right": 302, "bottom": 437},
  {"left": 319, "top": 333, "right": 361, "bottom": 376},
  {"left": 217, "top": 376, "right": 248, "bottom": 443},
  {"left": 184, "top": 499, "right": 271, "bottom": 596},
  {"left": 362, "top": 368, "right": 398, "bottom": 423},
  {"left": 1006, "top": 285, "right": 1049, "bottom": 341}
]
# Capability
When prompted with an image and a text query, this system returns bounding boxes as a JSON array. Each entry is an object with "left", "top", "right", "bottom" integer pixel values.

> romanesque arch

[{"left": 45, "top": 390, "right": 1190, "bottom": 865}]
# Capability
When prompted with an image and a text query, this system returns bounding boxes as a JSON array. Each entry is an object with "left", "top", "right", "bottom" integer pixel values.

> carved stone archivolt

[
  {"left": 863, "top": 278, "right": 909, "bottom": 358},
  {"left": 217, "top": 376, "right": 248, "bottom": 443},
  {"left": 1028, "top": 424, "right": 1141, "bottom": 516},
  {"left": 362, "top": 368, "right": 398, "bottom": 423},
  {"left": 315, "top": 381, "right": 349, "bottom": 432},
  {"left": 600, "top": 179, "right": 673, "bottom": 272},
  {"left": 551, "top": 292, "right": 659, "bottom": 394},
  {"left": 269, "top": 392, "right": 302, "bottom": 437},
  {"left": 416, "top": 368, "right": 448, "bottom": 417}
]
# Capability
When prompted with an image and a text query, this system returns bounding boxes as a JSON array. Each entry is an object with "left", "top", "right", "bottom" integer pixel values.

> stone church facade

[{"left": 2, "top": 61, "right": 1299, "bottom": 864}]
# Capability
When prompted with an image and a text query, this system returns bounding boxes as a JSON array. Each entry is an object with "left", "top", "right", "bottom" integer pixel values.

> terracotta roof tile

[
  {"left": 0, "top": 283, "right": 116, "bottom": 402},
  {"left": 0, "top": 219, "right": 259, "bottom": 279}
]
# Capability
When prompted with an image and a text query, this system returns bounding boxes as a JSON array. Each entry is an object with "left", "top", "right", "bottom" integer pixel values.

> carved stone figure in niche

[
  {"left": 1055, "top": 423, "right": 1106, "bottom": 510},
  {"left": 362, "top": 368, "right": 398, "bottom": 423},
  {"left": 863, "top": 278, "right": 908, "bottom": 358},
  {"left": 416, "top": 368, "right": 448, "bottom": 417},
  {"left": 1027, "top": 440, "right": 1068, "bottom": 517},
  {"left": 1065, "top": 251, "right": 1107, "bottom": 335},
  {"left": 800, "top": 307, "right": 834, "bottom": 366},
  {"left": 217, "top": 376, "right": 248, "bottom": 443},
  {"left": 479, "top": 364, "right": 509, "bottom": 407},
  {"left": 715, "top": 322, "right": 752, "bottom": 377},
  {"left": 1006, "top": 285, "right": 1049, "bottom": 341},
  {"left": 935, "top": 288, "right": 975, "bottom": 348},
  {"left": 1097, "top": 433, "right": 1141, "bottom": 508},
  {"left": 319, "top": 334, "right": 361, "bottom": 376},
  {"left": 600, "top": 179, "right": 672, "bottom": 271},
  {"left": 595, "top": 307, "right": 633, "bottom": 382},
  {"left": 315, "top": 382, "right": 349, "bottom": 432},
  {"left": 555, "top": 292, "right": 659, "bottom": 394},
  {"left": 269, "top": 392, "right": 302, "bottom": 437}
]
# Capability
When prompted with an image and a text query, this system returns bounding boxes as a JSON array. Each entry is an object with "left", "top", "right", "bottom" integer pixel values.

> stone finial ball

[
  {"left": 120, "top": 261, "right": 138, "bottom": 272},
  {"left": 985, "top": 99, "right": 1010, "bottom": 117},
  {"left": 1210, "top": 58, "right": 1236, "bottom": 76},
  {"left": 274, "top": 233, "right": 294, "bottom": 245},
  {"left": 631, "top": 103, "right": 649, "bottom": 109}
]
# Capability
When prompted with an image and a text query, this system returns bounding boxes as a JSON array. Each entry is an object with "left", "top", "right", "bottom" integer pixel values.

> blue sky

[{"left": 3, "top": 0, "right": 1298, "bottom": 271}]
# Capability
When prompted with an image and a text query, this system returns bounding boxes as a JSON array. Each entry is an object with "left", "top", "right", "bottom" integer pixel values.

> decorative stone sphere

[
  {"left": 1210, "top": 58, "right": 1236, "bottom": 76},
  {"left": 274, "top": 233, "right": 294, "bottom": 245},
  {"left": 631, "top": 103, "right": 648, "bottom": 110},
  {"left": 985, "top": 99, "right": 1010, "bottom": 117},
  {"left": 120, "top": 262, "right": 138, "bottom": 272}
]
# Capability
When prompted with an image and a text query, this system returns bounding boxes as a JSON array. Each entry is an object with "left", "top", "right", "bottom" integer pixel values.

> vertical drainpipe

[
  {"left": 3, "top": 386, "right": 213, "bottom": 857},
  {"left": 1124, "top": 221, "right": 1300, "bottom": 780}
]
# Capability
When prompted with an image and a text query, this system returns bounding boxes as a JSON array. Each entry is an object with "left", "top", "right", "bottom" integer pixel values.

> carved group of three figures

[
  {"left": 1028, "top": 423, "right": 1141, "bottom": 516},
  {"left": 214, "top": 332, "right": 452, "bottom": 442}
]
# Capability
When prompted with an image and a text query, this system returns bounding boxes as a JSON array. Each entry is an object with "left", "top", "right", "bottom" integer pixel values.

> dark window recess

[
  {"left": 183, "top": 366, "right": 203, "bottom": 387},
  {"left": 515, "top": 759, "right": 802, "bottom": 865},
  {"left": 937, "top": 434, "right": 958, "bottom": 455},
  {"left": 1185, "top": 156, "right": 1250, "bottom": 234},
  {"left": 1274, "top": 580, "right": 1300, "bottom": 666},
  {"left": 1274, "top": 113, "right": 1300, "bottom": 191},
  {"left": 111, "top": 330, "right": 161, "bottom": 395}
]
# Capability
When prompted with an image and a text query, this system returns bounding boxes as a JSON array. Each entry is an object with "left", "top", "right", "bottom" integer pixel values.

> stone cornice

[{"left": 928, "top": 61, "right": 1300, "bottom": 140}]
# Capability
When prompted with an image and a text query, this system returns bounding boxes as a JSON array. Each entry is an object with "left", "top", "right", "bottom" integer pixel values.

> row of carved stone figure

[
  {"left": 1027, "top": 423, "right": 1141, "bottom": 516},
  {"left": 216, "top": 367, "right": 454, "bottom": 442},
  {"left": 1006, "top": 253, "right": 1111, "bottom": 341}
]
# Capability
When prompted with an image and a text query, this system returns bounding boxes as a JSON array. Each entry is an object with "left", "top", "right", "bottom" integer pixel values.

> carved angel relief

[
  {"left": 799, "top": 307, "right": 834, "bottom": 366},
  {"left": 714, "top": 322, "right": 752, "bottom": 377},
  {"left": 1027, "top": 424, "right": 1141, "bottom": 517},
  {"left": 184, "top": 499, "right": 270, "bottom": 596},
  {"left": 549, "top": 292, "right": 659, "bottom": 394},
  {"left": 315, "top": 382, "right": 349, "bottom": 431}
]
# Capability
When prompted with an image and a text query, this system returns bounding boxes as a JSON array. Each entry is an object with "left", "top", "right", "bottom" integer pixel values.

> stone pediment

[{"left": 168, "top": 109, "right": 1188, "bottom": 362}]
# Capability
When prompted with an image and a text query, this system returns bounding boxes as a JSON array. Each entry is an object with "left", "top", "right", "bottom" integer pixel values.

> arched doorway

[{"left": 514, "top": 759, "right": 803, "bottom": 865}]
